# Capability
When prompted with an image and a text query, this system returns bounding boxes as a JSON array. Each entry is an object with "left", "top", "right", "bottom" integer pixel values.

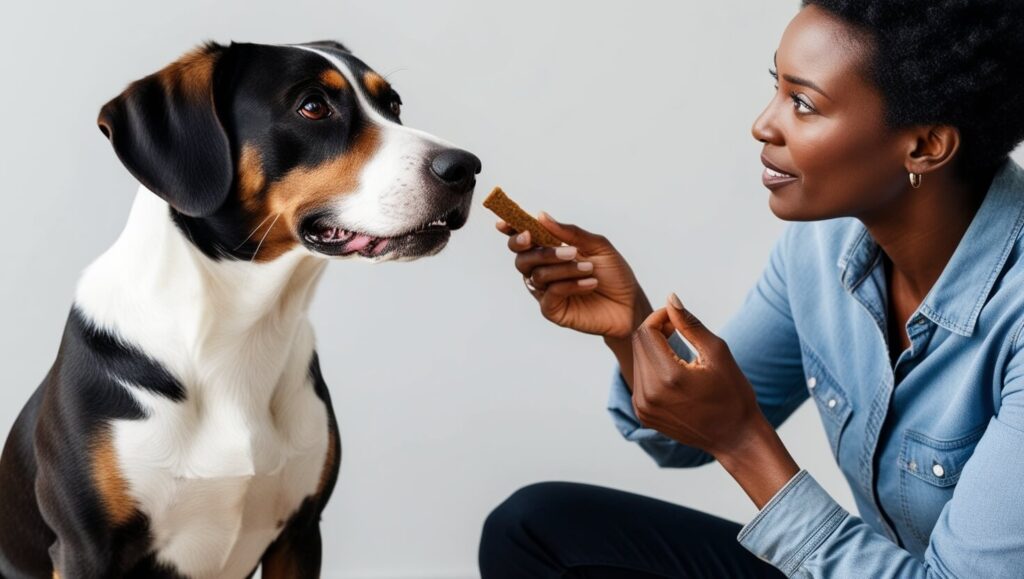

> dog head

[{"left": 97, "top": 40, "right": 479, "bottom": 262}]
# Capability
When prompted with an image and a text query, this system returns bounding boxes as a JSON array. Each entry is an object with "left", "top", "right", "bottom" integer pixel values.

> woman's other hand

[
  {"left": 631, "top": 294, "right": 762, "bottom": 455},
  {"left": 630, "top": 294, "right": 799, "bottom": 508}
]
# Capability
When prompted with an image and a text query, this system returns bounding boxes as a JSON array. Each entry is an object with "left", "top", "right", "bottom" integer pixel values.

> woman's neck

[{"left": 859, "top": 167, "right": 993, "bottom": 305}]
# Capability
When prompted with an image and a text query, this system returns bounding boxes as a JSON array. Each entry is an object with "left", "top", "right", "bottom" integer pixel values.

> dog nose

[{"left": 430, "top": 149, "right": 481, "bottom": 190}]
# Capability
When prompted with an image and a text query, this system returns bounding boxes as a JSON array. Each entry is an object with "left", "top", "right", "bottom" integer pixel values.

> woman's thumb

[
  {"left": 666, "top": 293, "right": 715, "bottom": 360},
  {"left": 538, "top": 212, "right": 607, "bottom": 252}
]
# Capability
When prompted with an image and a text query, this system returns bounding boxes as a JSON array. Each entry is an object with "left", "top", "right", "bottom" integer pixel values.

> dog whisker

[
  {"left": 234, "top": 213, "right": 276, "bottom": 251},
  {"left": 250, "top": 213, "right": 281, "bottom": 262}
]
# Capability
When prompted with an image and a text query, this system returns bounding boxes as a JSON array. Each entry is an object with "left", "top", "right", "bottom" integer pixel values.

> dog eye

[
  {"left": 298, "top": 96, "right": 331, "bottom": 120},
  {"left": 389, "top": 100, "right": 401, "bottom": 117}
]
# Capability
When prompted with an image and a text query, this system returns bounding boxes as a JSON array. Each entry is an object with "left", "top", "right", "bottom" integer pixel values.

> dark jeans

[{"left": 478, "top": 482, "right": 786, "bottom": 579}]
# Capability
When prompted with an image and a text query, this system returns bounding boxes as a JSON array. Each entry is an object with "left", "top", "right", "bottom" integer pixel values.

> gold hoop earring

[{"left": 909, "top": 173, "right": 922, "bottom": 189}]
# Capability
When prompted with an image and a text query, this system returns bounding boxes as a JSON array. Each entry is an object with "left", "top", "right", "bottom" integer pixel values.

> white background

[{"left": 2, "top": 1, "right": 1021, "bottom": 577}]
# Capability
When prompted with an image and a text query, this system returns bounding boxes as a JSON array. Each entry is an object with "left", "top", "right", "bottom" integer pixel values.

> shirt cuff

[{"left": 737, "top": 470, "right": 848, "bottom": 576}]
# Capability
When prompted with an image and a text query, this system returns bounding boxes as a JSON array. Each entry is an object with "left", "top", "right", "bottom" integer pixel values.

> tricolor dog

[{"left": 0, "top": 40, "right": 479, "bottom": 578}]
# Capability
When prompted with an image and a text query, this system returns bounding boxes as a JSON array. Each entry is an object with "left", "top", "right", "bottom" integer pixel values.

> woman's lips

[
  {"left": 762, "top": 166, "right": 799, "bottom": 189},
  {"left": 760, "top": 155, "right": 799, "bottom": 190}
]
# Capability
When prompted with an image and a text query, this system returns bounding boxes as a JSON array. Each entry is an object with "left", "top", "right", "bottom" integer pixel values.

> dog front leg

[
  {"left": 48, "top": 540, "right": 118, "bottom": 579},
  {"left": 260, "top": 498, "right": 323, "bottom": 579},
  {"left": 35, "top": 424, "right": 139, "bottom": 579}
]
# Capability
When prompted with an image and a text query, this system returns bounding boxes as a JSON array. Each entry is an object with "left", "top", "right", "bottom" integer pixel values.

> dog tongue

[{"left": 344, "top": 233, "right": 374, "bottom": 253}]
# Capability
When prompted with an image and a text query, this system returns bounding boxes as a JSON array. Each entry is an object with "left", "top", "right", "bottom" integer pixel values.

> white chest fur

[
  {"left": 111, "top": 343, "right": 329, "bottom": 578},
  {"left": 74, "top": 189, "right": 333, "bottom": 578}
]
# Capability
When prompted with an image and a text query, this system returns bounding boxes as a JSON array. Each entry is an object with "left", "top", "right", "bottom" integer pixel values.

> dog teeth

[
  {"left": 315, "top": 228, "right": 357, "bottom": 243},
  {"left": 428, "top": 219, "right": 448, "bottom": 227}
]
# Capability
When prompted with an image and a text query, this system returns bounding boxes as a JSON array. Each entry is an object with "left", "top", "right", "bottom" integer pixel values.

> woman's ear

[
  {"left": 905, "top": 125, "right": 961, "bottom": 177},
  {"left": 97, "top": 41, "right": 234, "bottom": 218}
]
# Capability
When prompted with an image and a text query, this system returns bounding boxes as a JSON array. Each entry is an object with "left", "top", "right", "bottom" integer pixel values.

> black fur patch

[
  {"left": 0, "top": 307, "right": 174, "bottom": 576},
  {"left": 308, "top": 351, "right": 341, "bottom": 510},
  {"left": 72, "top": 307, "right": 186, "bottom": 403}
]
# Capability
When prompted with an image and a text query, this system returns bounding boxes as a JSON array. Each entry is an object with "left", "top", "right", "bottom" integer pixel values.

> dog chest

[{"left": 111, "top": 374, "right": 330, "bottom": 578}]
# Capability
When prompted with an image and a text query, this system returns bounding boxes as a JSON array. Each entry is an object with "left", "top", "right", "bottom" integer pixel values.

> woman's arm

[
  {"left": 738, "top": 391, "right": 1024, "bottom": 578},
  {"left": 631, "top": 300, "right": 1024, "bottom": 578}
]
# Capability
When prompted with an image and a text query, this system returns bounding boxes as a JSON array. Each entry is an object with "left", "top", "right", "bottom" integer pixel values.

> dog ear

[
  {"left": 303, "top": 40, "right": 350, "bottom": 53},
  {"left": 97, "top": 42, "right": 234, "bottom": 218}
]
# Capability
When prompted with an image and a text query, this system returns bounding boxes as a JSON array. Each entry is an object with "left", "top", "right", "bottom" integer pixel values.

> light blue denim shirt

[{"left": 607, "top": 159, "right": 1024, "bottom": 577}]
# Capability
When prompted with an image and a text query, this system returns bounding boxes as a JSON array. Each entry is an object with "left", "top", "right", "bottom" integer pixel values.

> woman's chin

[
  {"left": 767, "top": 190, "right": 798, "bottom": 220},
  {"left": 767, "top": 189, "right": 817, "bottom": 222}
]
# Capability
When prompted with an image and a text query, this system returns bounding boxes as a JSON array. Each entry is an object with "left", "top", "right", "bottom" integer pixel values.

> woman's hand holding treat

[
  {"left": 496, "top": 212, "right": 652, "bottom": 341},
  {"left": 486, "top": 187, "right": 652, "bottom": 389}
]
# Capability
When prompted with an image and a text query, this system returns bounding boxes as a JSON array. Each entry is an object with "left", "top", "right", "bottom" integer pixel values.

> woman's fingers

[
  {"left": 633, "top": 308, "right": 685, "bottom": 371},
  {"left": 500, "top": 214, "right": 613, "bottom": 256},
  {"left": 665, "top": 293, "right": 720, "bottom": 364},
  {"left": 538, "top": 212, "right": 611, "bottom": 253},
  {"left": 525, "top": 261, "right": 595, "bottom": 290},
  {"left": 539, "top": 277, "right": 600, "bottom": 304},
  {"left": 506, "top": 229, "right": 532, "bottom": 252},
  {"left": 495, "top": 219, "right": 515, "bottom": 236},
  {"left": 514, "top": 244, "right": 580, "bottom": 277}
]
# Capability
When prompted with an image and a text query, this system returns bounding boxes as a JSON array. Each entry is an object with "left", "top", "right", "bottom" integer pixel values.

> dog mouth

[{"left": 300, "top": 204, "right": 469, "bottom": 258}]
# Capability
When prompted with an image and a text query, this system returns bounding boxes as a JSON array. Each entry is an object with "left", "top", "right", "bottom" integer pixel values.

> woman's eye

[
  {"left": 790, "top": 93, "right": 815, "bottom": 114},
  {"left": 389, "top": 100, "right": 401, "bottom": 116},
  {"left": 298, "top": 96, "right": 331, "bottom": 120}
]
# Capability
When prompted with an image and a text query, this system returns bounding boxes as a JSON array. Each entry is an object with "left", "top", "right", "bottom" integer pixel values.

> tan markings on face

[
  {"left": 155, "top": 45, "right": 218, "bottom": 101},
  {"left": 91, "top": 427, "right": 137, "bottom": 526},
  {"left": 238, "top": 144, "right": 266, "bottom": 210},
  {"left": 320, "top": 69, "right": 348, "bottom": 91},
  {"left": 363, "top": 71, "right": 389, "bottom": 97},
  {"left": 53, "top": 571, "right": 60, "bottom": 579},
  {"left": 318, "top": 426, "right": 338, "bottom": 497},
  {"left": 244, "top": 126, "right": 382, "bottom": 262}
]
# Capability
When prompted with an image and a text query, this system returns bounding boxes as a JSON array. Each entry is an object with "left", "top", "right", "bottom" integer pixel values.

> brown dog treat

[{"left": 483, "top": 187, "right": 563, "bottom": 247}]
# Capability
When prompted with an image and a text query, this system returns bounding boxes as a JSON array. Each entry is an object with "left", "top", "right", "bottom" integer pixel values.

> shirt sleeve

[
  {"left": 737, "top": 329, "right": 1024, "bottom": 578},
  {"left": 607, "top": 225, "right": 809, "bottom": 467}
]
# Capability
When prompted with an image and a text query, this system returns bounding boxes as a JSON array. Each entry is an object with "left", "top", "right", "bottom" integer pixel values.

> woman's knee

[
  {"left": 479, "top": 481, "right": 585, "bottom": 573},
  {"left": 482, "top": 482, "right": 573, "bottom": 541}
]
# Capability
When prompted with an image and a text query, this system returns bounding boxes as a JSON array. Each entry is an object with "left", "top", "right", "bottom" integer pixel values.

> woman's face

[{"left": 752, "top": 5, "right": 912, "bottom": 222}]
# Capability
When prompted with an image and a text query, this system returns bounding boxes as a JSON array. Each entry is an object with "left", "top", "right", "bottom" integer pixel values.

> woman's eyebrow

[{"left": 774, "top": 51, "right": 832, "bottom": 100}]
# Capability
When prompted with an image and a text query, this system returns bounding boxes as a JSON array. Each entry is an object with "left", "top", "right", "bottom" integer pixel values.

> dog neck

[{"left": 75, "top": 186, "right": 328, "bottom": 378}]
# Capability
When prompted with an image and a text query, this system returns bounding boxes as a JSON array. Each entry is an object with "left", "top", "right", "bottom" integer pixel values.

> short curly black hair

[{"left": 802, "top": 0, "right": 1024, "bottom": 177}]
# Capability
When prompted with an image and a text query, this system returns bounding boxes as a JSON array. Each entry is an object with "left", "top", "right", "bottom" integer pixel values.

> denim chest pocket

[
  {"left": 801, "top": 348, "right": 853, "bottom": 459},
  {"left": 898, "top": 428, "right": 985, "bottom": 545}
]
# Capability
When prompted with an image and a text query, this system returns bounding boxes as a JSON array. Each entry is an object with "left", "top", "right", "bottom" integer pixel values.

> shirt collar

[{"left": 837, "top": 159, "right": 1024, "bottom": 337}]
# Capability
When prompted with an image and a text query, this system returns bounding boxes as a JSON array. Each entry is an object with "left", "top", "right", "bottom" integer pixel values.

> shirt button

[
  {"left": 932, "top": 463, "right": 945, "bottom": 478},
  {"left": 807, "top": 377, "right": 817, "bottom": 389},
  {"left": 908, "top": 460, "right": 918, "bottom": 472},
  {"left": 827, "top": 398, "right": 837, "bottom": 409}
]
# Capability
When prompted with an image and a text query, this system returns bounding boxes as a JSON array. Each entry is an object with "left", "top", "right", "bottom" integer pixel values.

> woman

[{"left": 479, "top": 1, "right": 1024, "bottom": 577}]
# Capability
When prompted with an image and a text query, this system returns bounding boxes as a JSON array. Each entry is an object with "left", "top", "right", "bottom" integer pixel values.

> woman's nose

[{"left": 751, "top": 103, "right": 781, "bottom": 145}]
